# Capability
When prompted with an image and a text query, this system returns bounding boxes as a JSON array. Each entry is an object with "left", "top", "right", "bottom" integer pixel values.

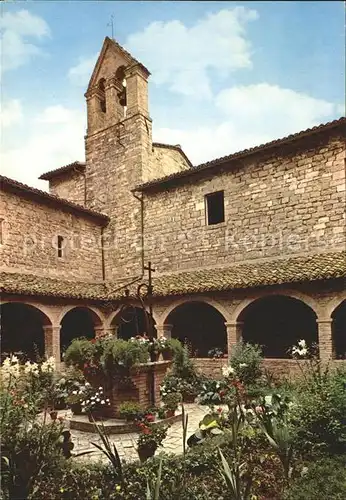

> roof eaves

[{"left": 39, "top": 161, "right": 86, "bottom": 180}]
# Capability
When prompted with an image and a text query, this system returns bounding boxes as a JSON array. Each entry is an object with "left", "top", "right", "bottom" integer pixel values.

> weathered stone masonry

[{"left": 1, "top": 37, "right": 345, "bottom": 375}]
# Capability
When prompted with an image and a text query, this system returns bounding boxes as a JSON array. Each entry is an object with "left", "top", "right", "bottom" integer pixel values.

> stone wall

[
  {"left": 194, "top": 357, "right": 346, "bottom": 380},
  {"left": 0, "top": 190, "right": 104, "bottom": 281},
  {"left": 49, "top": 171, "right": 86, "bottom": 206},
  {"left": 148, "top": 144, "right": 190, "bottom": 182},
  {"left": 143, "top": 132, "right": 345, "bottom": 273}
]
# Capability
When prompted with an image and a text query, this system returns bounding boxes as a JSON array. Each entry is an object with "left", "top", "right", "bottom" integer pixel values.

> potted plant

[
  {"left": 156, "top": 337, "right": 171, "bottom": 360},
  {"left": 208, "top": 347, "right": 225, "bottom": 359},
  {"left": 81, "top": 385, "right": 111, "bottom": 421},
  {"left": 143, "top": 407, "right": 157, "bottom": 423},
  {"left": 136, "top": 422, "right": 169, "bottom": 462},
  {"left": 162, "top": 392, "right": 181, "bottom": 418},
  {"left": 180, "top": 380, "right": 199, "bottom": 403},
  {"left": 118, "top": 401, "right": 143, "bottom": 422},
  {"left": 147, "top": 339, "right": 160, "bottom": 362}
]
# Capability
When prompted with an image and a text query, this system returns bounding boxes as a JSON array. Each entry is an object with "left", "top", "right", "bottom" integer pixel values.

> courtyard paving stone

[{"left": 57, "top": 403, "right": 208, "bottom": 463}]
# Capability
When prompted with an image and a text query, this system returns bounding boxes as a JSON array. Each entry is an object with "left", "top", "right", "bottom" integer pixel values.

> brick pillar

[
  {"left": 156, "top": 324, "right": 173, "bottom": 339},
  {"left": 317, "top": 318, "right": 334, "bottom": 361},
  {"left": 44, "top": 325, "right": 61, "bottom": 364},
  {"left": 225, "top": 322, "right": 243, "bottom": 356}
]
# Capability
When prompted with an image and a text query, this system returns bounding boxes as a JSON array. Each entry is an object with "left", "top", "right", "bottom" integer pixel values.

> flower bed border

[{"left": 69, "top": 411, "right": 182, "bottom": 434}]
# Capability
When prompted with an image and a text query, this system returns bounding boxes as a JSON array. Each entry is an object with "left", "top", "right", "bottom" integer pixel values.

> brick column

[
  {"left": 156, "top": 324, "right": 173, "bottom": 339},
  {"left": 317, "top": 318, "right": 334, "bottom": 361},
  {"left": 43, "top": 325, "right": 61, "bottom": 364},
  {"left": 225, "top": 322, "right": 243, "bottom": 356}
]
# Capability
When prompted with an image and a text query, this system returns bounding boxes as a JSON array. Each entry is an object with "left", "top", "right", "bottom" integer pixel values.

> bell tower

[
  {"left": 84, "top": 37, "right": 152, "bottom": 281},
  {"left": 85, "top": 37, "right": 150, "bottom": 135}
]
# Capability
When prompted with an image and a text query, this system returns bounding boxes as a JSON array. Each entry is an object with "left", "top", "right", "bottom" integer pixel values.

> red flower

[
  {"left": 219, "top": 390, "right": 226, "bottom": 397},
  {"left": 217, "top": 407, "right": 223, "bottom": 413},
  {"left": 143, "top": 427, "right": 151, "bottom": 435},
  {"left": 90, "top": 339, "right": 96, "bottom": 344},
  {"left": 145, "top": 414, "right": 155, "bottom": 422}
]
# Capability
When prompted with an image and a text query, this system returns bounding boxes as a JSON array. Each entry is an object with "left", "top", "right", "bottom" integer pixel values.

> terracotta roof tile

[
  {"left": 1, "top": 252, "right": 344, "bottom": 301},
  {"left": 39, "top": 161, "right": 86, "bottom": 181},
  {"left": 0, "top": 175, "right": 109, "bottom": 224},
  {"left": 137, "top": 117, "right": 346, "bottom": 191}
]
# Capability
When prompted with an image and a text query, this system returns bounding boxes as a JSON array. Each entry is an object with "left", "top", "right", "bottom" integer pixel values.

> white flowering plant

[
  {"left": 81, "top": 385, "right": 110, "bottom": 413},
  {"left": 290, "top": 339, "right": 309, "bottom": 358}
]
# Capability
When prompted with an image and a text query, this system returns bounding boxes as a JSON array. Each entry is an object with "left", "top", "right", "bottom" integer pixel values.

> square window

[{"left": 205, "top": 191, "right": 225, "bottom": 225}]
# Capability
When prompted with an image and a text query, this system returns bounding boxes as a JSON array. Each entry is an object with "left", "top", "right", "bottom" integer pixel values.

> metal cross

[
  {"left": 144, "top": 261, "right": 155, "bottom": 295},
  {"left": 107, "top": 14, "right": 114, "bottom": 39}
]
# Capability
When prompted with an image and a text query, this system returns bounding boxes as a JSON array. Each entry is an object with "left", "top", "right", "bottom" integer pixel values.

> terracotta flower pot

[
  {"left": 50, "top": 410, "right": 58, "bottom": 421},
  {"left": 182, "top": 393, "right": 197, "bottom": 403},
  {"left": 137, "top": 444, "right": 157, "bottom": 462},
  {"left": 165, "top": 409, "right": 175, "bottom": 418},
  {"left": 70, "top": 403, "right": 82, "bottom": 415},
  {"left": 149, "top": 351, "right": 159, "bottom": 362},
  {"left": 161, "top": 349, "right": 173, "bottom": 361}
]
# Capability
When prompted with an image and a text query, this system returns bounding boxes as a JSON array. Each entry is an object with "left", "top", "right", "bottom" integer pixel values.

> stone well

[{"left": 85, "top": 360, "right": 172, "bottom": 418}]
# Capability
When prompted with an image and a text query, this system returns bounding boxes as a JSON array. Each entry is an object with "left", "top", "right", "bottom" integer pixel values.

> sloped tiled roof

[
  {"left": 39, "top": 161, "right": 86, "bottom": 181},
  {"left": 0, "top": 175, "right": 109, "bottom": 224},
  {"left": 137, "top": 117, "right": 346, "bottom": 191},
  {"left": 1, "top": 251, "right": 344, "bottom": 301}
]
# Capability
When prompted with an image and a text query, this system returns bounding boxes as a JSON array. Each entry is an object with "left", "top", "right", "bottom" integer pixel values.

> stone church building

[{"left": 1, "top": 37, "right": 345, "bottom": 376}]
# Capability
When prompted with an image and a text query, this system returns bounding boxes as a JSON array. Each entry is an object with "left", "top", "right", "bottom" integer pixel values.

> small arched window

[
  {"left": 115, "top": 66, "right": 127, "bottom": 117},
  {"left": 57, "top": 235, "right": 64, "bottom": 258},
  {"left": 98, "top": 78, "right": 106, "bottom": 113}
]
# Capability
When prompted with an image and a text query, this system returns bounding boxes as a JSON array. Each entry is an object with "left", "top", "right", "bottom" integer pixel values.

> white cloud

[
  {"left": 0, "top": 99, "right": 23, "bottom": 128},
  {"left": 1, "top": 105, "right": 85, "bottom": 189},
  {"left": 36, "top": 105, "right": 76, "bottom": 124},
  {"left": 0, "top": 10, "right": 50, "bottom": 71},
  {"left": 154, "top": 83, "right": 343, "bottom": 165},
  {"left": 68, "top": 53, "right": 98, "bottom": 86},
  {"left": 126, "top": 6, "right": 258, "bottom": 98}
]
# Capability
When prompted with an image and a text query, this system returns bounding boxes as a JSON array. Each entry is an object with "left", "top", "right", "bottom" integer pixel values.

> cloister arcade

[{"left": 1, "top": 291, "right": 345, "bottom": 365}]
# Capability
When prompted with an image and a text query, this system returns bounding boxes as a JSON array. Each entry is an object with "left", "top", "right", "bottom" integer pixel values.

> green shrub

[
  {"left": 290, "top": 367, "right": 346, "bottom": 456},
  {"left": 229, "top": 342, "right": 263, "bottom": 385},
  {"left": 284, "top": 457, "right": 346, "bottom": 500},
  {"left": 118, "top": 401, "right": 143, "bottom": 421},
  {"left": 171, "top": 345, "right": 198, "bottom": 381},
  {"left": 102, "top": 338, "right": 148, "bottom": 370},
  {"left": 198, "top": 379, "right": 228, "bottom": 406},
  {"left": 64, "top": 338, "right": 96, "bottom": 369}
]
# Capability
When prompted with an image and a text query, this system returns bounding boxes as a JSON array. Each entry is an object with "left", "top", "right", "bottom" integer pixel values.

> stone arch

[
  {"left": 232, "top": 289, "right": 320, "bottom": 323},
  {"left": 332, "top": 299, "right": 346, "bottom": 359},
  {"left": 326, "top": 294, "right": 346, "bottom": 319},
  {"left": 237, "top": 294, "right": 318, "bottom": 358},
  {"left": 59, "top": 306, "right": 104, "bottom": 355},
  {"left": 163, "top": 299, "right": 228, "bottom": 357},
  {"left": 160, "top": 296, "right": 232, "bottom": 326},
  {"left": 109, "top": 304, "right": 156, "bottom": 341},
  {"left": 57, "top": 305, "right": 105, "bottom": 326},
  {"left": 1, "top": 301, "right": 52, "bottom": 361}
]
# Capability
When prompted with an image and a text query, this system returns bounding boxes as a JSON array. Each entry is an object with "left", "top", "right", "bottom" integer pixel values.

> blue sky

[{"left": 1, "top": 1, "right": 344, "bottom": 187}]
